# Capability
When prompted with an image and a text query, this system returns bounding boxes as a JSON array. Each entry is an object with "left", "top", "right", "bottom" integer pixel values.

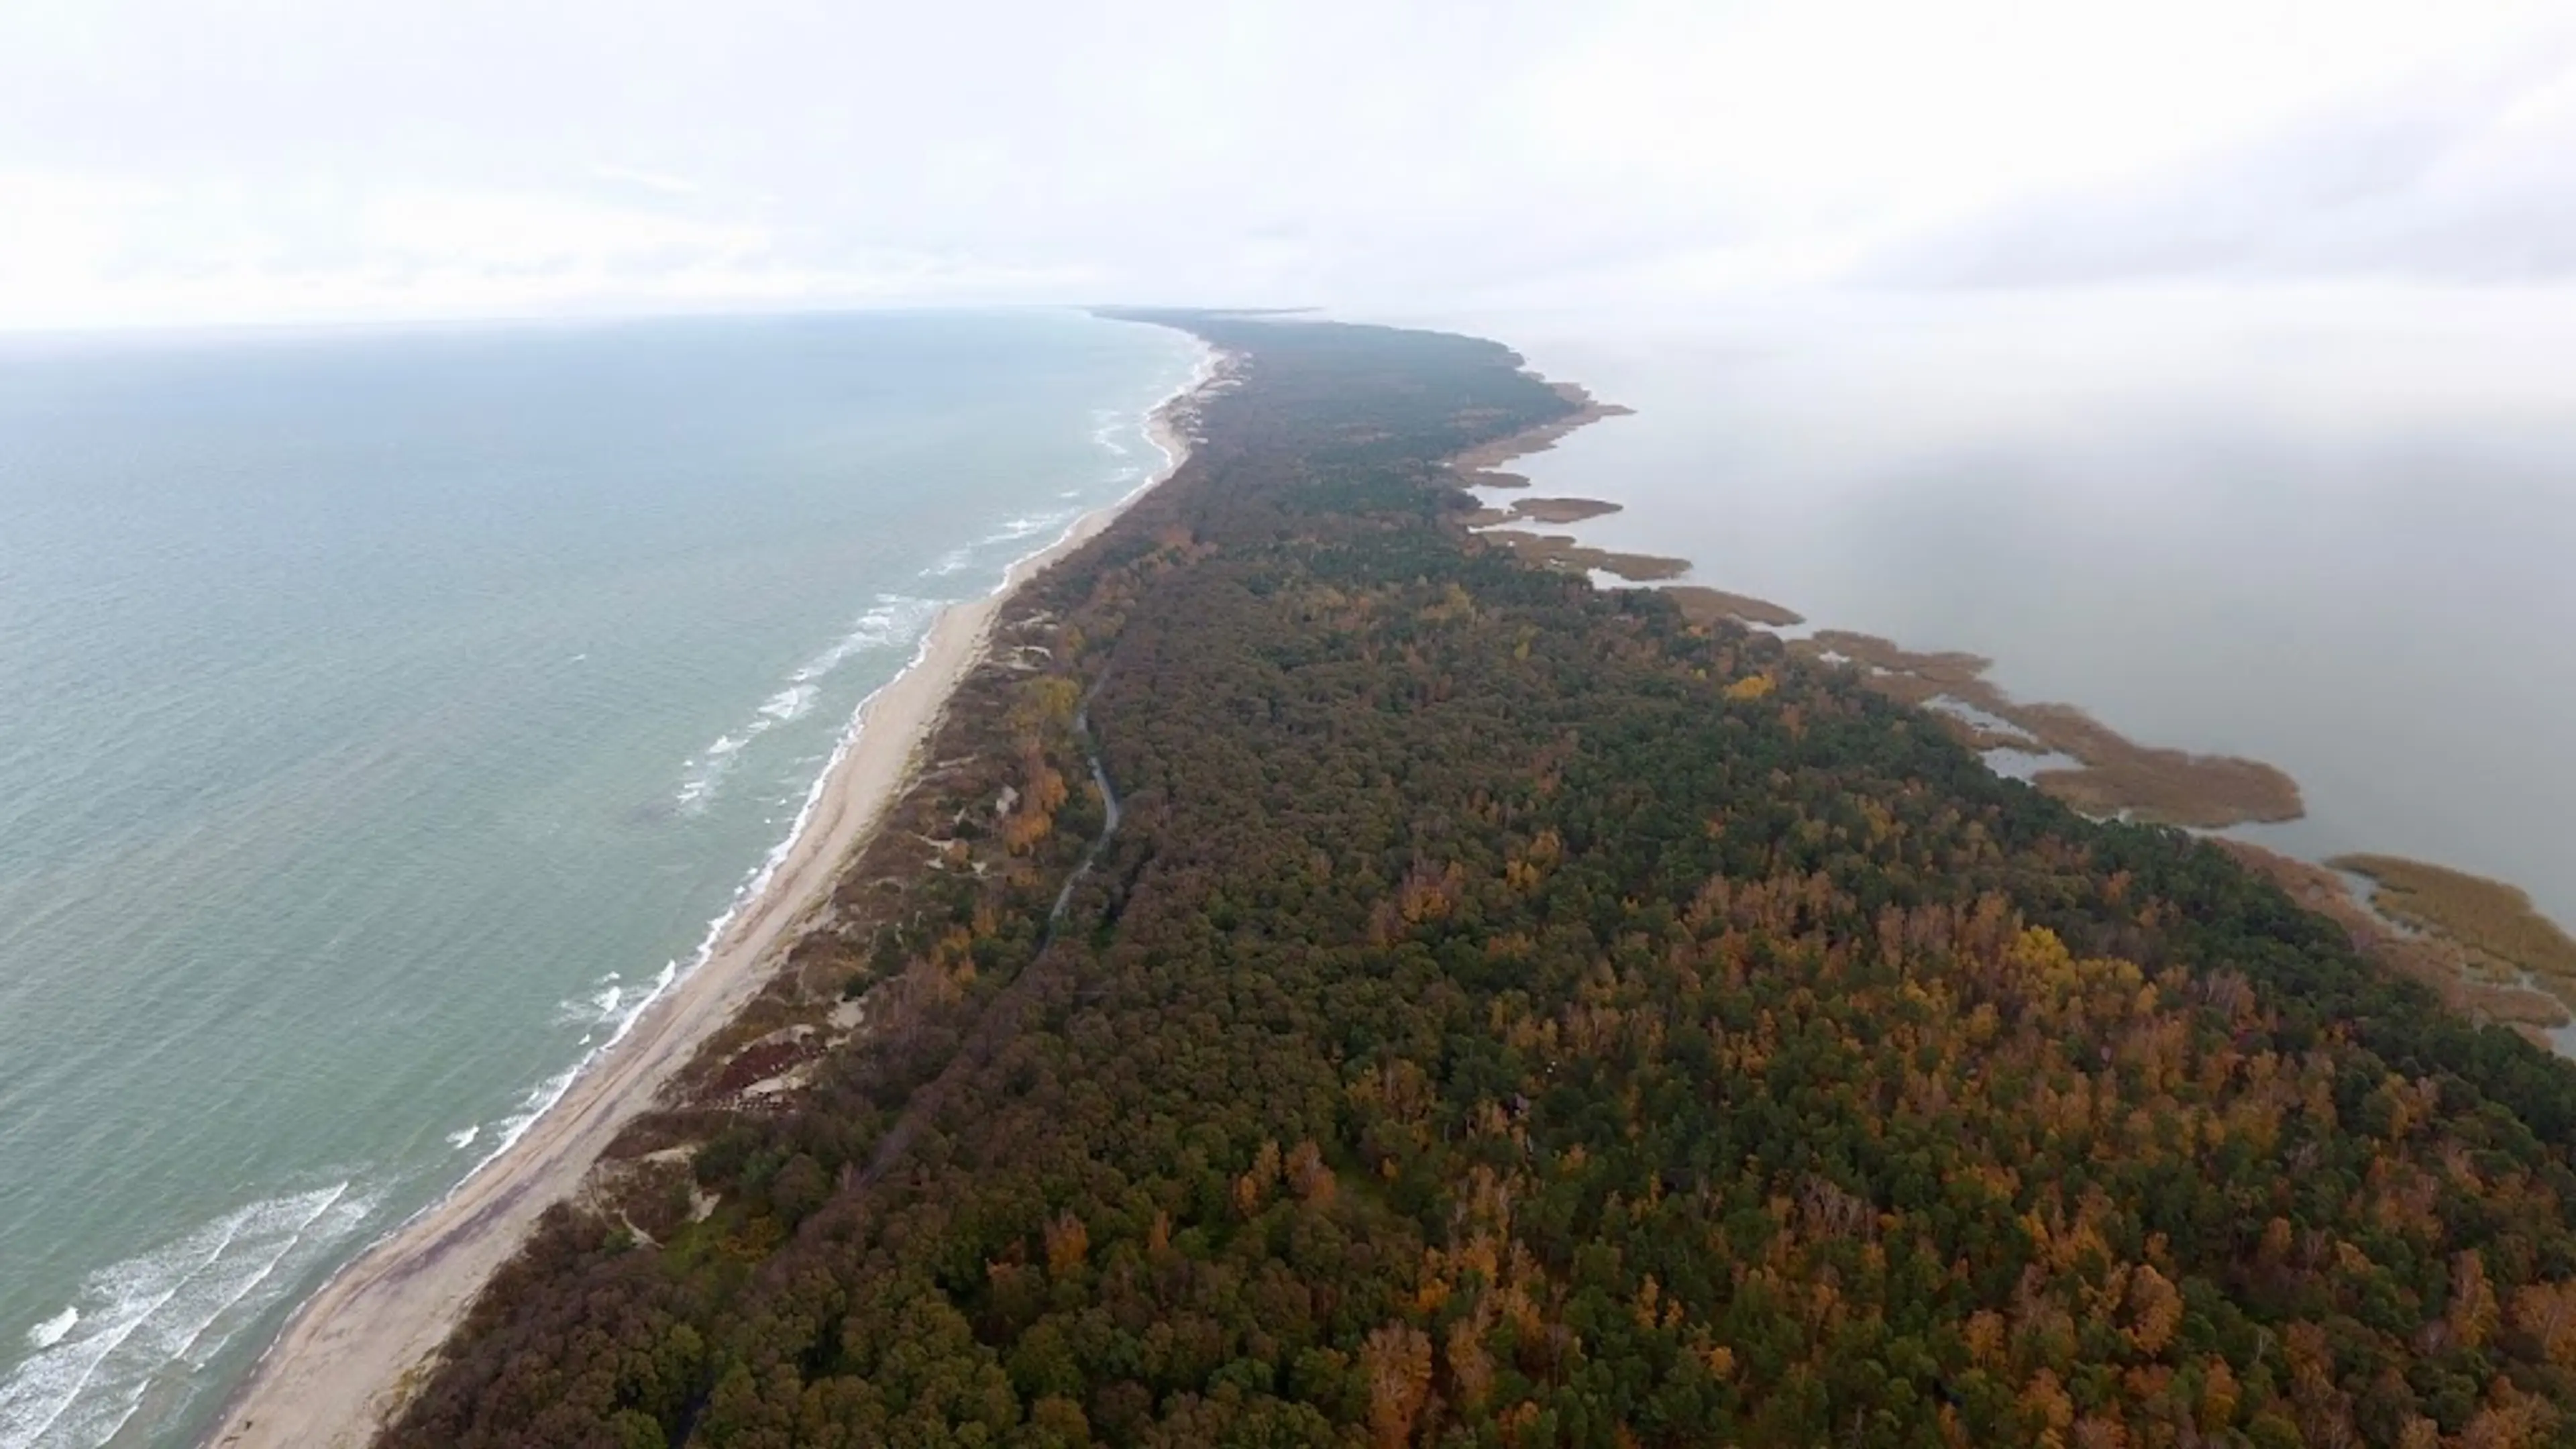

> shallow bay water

[
  {"left": 1431, "top": 289, "right": 2576, "bottom": 930},
  {"left": 0, "top": 309, "right": 1201, "bottom": 1448}
]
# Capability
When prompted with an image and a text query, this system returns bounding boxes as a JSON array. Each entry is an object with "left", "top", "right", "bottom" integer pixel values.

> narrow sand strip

[{"left": 209, "top": 345, "right": 1217, "bottom": 1449}]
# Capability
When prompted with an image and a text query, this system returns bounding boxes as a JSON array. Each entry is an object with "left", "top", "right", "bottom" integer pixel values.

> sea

[
  {"left": 1433, "top": 288, "right": 2576, "bottom": 934},
  {"left": 0, "top": 308, "right": 1205, "bottom": 1448}
]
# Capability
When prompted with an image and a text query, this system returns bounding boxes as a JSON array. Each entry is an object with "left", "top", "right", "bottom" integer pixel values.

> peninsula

[{"left": 250, "top": 315, "right": 2576, "bottom": 1447}]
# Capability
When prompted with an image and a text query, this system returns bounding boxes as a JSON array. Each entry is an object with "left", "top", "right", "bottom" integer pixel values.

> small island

[{"left": 1460, "top": 496, "right": 1627, "bottom": 527}]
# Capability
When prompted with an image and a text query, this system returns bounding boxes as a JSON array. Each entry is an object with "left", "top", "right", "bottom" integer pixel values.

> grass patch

[
  {"left": 1481, "top": 529, "right": 1692, "bottom": 582},
  {"left": 2332, "top": 853, "right": 2576, "bottom": 990},
  {"left": 2222, "top": 841, "right": 2570, "bottom": 1037},
  {"left": 1445, "top": 384, "right": 1633, "bottom": 490},
  {"left": 1664, "top": 584, "right": 1806, "bottom": 629},
  {"left": 1505, "top": 495, "right": 1624, "bottom": 524},
  {"left": 1458, "top": 496, "right": 1624, "bottom": 527},
  {"left": 1793, "top": 629, "right": 2304, "bottom": 828}
]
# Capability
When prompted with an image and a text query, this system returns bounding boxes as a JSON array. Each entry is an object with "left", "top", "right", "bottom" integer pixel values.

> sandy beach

[{"left": 206, "top": 345, "right": 1218, "bottom": 1449}]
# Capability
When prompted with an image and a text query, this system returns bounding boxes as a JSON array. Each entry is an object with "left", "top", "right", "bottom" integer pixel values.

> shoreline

[
  {"left": 1450, "top": 384, "right": 2575, "bottom": 1050},
  {"left": 206, "top": 337, "right": 1223, "bottom": 1449}
]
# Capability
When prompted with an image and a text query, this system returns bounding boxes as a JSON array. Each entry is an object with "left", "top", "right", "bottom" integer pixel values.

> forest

[{"left": 384, "top": 313, "right": 2576, "bottom": 1448}]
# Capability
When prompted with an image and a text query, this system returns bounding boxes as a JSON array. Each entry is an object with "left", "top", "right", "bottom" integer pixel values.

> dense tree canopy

[{"left": 384, "top": 314, "right": 2576, "bottom": 1448}]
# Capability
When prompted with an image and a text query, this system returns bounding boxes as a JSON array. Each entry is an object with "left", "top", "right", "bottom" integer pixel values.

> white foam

[
  {"left": 555, "top": 979, "right": 627, "bottom": 1026},
  {"left": 0, "top": 1183, "right": 373, "bottom": 1448},
  {"left": 792, "top": 595, "right": 940, "bottom": 684},
  {"left": 672, "top": 596, "right": 942, "bottom": 814},
  {"left": 675, "top": 736, "right": 747, "bottom": 816},
  {"left": 631, "top": 345, "right": 1220, "bottom": 1081},
  {"left": 23, "top": 1310, "right": 74, "bottom": 1352},
  {"left": 294, "top": 331, "right": 1222, "bottom": 1326},
  {"left": 445, "top": 1125, "right": 479, "bottom": 1150},
  {"left": 546, "top": 974, "right": 631, "bottom": 1028},
  {"left": 309, "top": 337, "right": 1228, "bottom": 1413},
  {"left": 87, "top": 341, "right": 1225, "bottom": 1449},
  {"left": 1090, "top": 409, "right": 1132, "bottom": 458},
  {"left": 989, "top": 508, "right": 1080, "bottom": 545}
]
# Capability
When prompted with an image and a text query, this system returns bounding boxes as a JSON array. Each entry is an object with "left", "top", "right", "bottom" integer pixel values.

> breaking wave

[
  {"left": 673, "top": 595, "right": 940, "bottom": 814},
  {"left": 0, "top": 1184, "right": 374, "bottom": 1448}
]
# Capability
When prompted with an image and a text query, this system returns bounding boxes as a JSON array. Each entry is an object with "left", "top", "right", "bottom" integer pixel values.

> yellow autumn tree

[
  {"left": 1285, "top": 1139, "right": 1338, "bottom": 1206},
  {"left": 1042, "top": 1211, "right": 1089, "bottom": 1277},
  {"left": 1234, "top": 1140, "right": 1282, "bottom": 1216},
  {"left": 2124, "top": 1264, "right": 2183, "bottom": 1356},
  {"left": 1362, "top": 1322, "right": 1433, "bottom": 1449},
  {"left": 2513, "top": 1280, "right": 2576, "bottom": 1366},
  {"left": 2021, "top": 1368, "right": 2076, "bottom": 1448},
  {"left": 2453, "top": 1249, "right": 2502, "bottom": 1350}
]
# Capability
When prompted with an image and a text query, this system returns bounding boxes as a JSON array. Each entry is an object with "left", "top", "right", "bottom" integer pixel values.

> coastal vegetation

[
  {"left": 1782, "top": 629, "right": 2306, "bottom": 830},
  {"left": 1448, "top": 476, "right": 2300, "bottom": 832},
  {"left": 2221, "top": 842, "right": 2568, "bottom": 1039},
  {"left": 2334, "top": 855, "right": 2576, "bottom": 1012},
  {"left": 1444, "top": 480, "right": 2576, "bottom": 1044},
  {"left": 1479, "top": 529, "right": 1693, "bottom": 584},
  {"left": 1462, "top": 498, "right": 1627, "bottom": 528},
  {"left": 383, "top": 314, "right": 2576, "bottom": 1448},
  {"left": 1446, "top": 386, "right": 1633, "bottom": 493},
  {"left": 1660, "top": 586, "right": 1805, "bottom": 631}
]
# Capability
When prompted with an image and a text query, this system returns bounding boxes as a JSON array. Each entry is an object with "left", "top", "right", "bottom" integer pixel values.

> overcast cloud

[{"left": 3, "top": 0, "right": 2573, "bottom": 329}]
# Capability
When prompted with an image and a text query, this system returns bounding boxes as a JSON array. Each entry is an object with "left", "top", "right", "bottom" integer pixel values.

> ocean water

[
  {"left": 1431, "top": 290, "right": 2576, "bottom": 932},
  {"left": 0, "top": 309, "right": 1203, "bottom": 1448}
]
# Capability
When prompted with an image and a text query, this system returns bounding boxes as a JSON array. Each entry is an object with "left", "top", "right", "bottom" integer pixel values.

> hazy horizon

[{"left": 9, "top": 1, "right": 2576, "bottom": 331}]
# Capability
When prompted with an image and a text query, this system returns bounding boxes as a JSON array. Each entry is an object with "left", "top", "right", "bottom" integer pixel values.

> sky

[{"left": 4, "top": 0, "right": 2575, "bottom": 330}]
